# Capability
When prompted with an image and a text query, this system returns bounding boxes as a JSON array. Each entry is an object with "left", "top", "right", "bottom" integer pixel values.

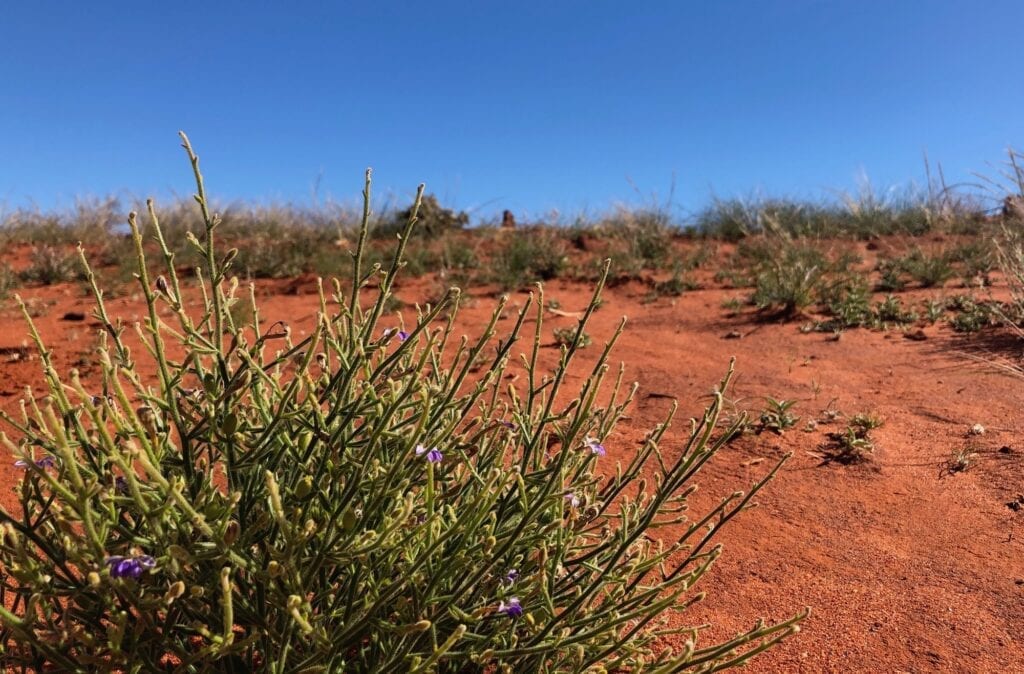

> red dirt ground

[{"left": 1, "top": 257, "right": 1022, "bottom": 672}]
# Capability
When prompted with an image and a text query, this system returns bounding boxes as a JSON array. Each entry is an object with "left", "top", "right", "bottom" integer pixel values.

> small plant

[
  {"left": 947, "top": 446, "right": 977, "bottom": 474},
  {"left": 645, "top": 268, "right": 697, "bottom": 302},
  {"left": 849, "top": 412, "right": 884, "bottom": 434},
  {"left": 817, "top": 276, "right": 873, "bottom": 330},
  {"left": 0, "top": 135, "right": 805, "bottom": 670},
  {"left": 923, "top": 298, "right": 946, "bottom": 324},
  {"left": 758, "top": 397, "right": 800, "bottom": 434},
  {"left": 946, "top": 295, "right": 997, "bottom": 333},
  {"left": 872, "top": 294, "right": 917, "bottom": 326},
  {"left": 552, "top": 325, "right": 592, "bottom": 348},
  {"left": 826, "top": 412, "right": 882, "bottom": 463}
]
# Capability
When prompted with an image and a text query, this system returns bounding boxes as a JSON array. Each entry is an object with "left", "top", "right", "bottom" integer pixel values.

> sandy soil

[{"left": 1, "top": 258, "right": 1022, "bottom": 672}]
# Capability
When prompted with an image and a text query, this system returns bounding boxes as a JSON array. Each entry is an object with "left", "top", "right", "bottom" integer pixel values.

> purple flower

[
  {"left": 503, "top": 568, "right": 519, "bottom": 585},
  {"left": 500, "top": 421, "right": 516, "bottom": 430},
  {"left": 105, "top": 554, "right": 156, "bottom": 579},
  {"left": 564, "top": 492, "right": 581, "bottom": 508},
  {"left": 114, "top": 476, "right": 129, "bottom": 494},
  {"left": 584, "top": 437, "right": 606, "bottom": 456},
  {"left": 415, "top": 444, "right": 443, "bottom": 463},
  {"left": 383, "top": 328, "right": 410, "bottom": 342},
  {"left": 14, "top": 456, "right": 57, "bottom": 470},
  {"left": 498, "top": 597, "right": 523, "bottom": 619}
]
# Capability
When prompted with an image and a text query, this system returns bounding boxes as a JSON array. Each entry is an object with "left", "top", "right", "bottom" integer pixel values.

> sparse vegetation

[{"left": 0, "top": 137, "right": 807, "bottom": 671}]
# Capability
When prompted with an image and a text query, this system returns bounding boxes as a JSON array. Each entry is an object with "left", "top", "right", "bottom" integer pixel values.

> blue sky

[{"left": 1, "top": 1, "right": 1021, "bottom": 220}]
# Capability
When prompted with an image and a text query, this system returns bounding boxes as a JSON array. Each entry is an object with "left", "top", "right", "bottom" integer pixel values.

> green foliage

[
  {"left": 825, "top": 413, "right": 882, "bottom": 463},
  {"left": 490, "top": 228, "right": 568, "bottom": 290},
  {"left": 898, "top": 248, "right": 955, "bottom": 288},
  {"left": 751, "top": 244, "right": 828, "bottom": 316},
  {"left": 757, "top": 398, "right": 800, "bottom": 434},
  {"left": 947, "top": 295, "right": 997, "bottom": 333},
  {"left": 0, "top": 135, "right": 804, "bottom": 672},
  {"left": 551, "top": 326, "right": 591, "bottom": 348},
  {"left": 872, "top": 295, "right": 917, "bottom": 326}
]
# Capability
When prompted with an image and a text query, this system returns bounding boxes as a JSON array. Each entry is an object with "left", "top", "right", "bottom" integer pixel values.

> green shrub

[
  {"left": 899, "top": 248, "right": 954, "bottom": 288},
  {"left": 491, "top": 227, "right": 568, "bottom": 290},
  {"left": 0, "top": 134, "right": 804, "bottom": 672},
  {"left": 751, "top": 244, "right": 828, "bottom": 316}
]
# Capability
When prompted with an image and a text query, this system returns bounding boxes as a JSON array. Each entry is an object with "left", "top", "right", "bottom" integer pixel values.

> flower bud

[
  {"left": 295, "top": 476, "right": 314, "bottom": 499},
  {"left": 223, "top": 521, "right": 240, "bottom": 545},
  {"left": 165, "top": 581, "right": 186, "bottom": 604}
]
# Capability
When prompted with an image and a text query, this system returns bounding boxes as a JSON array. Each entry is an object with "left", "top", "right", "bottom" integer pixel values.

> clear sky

[{"left": 1, "top": 1, "right": 1021, "bottom": 220}]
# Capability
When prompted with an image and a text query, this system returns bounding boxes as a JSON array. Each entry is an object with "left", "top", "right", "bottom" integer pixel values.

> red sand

[{"left": 1, "top": 267, "right": 1022, "bottom": 672}]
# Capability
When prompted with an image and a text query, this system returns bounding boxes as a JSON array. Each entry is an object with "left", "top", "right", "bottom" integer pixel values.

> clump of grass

[
  {"left": 0, "top": 134, "right": 807, "bottom": 670},
  {"left": 490, "top": 227, "right": 568, "bottom": 290},
  {"left": 900, "top": 247, "right": 955, "bottom": 288},
  {"left": 751, "top": 244, "right": 829, "bottom": 316}
]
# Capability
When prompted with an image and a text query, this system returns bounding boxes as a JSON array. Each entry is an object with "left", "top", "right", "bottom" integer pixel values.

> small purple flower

[
  {"left": 383, "top": 328, "right": 410, "bottom": 342},
  {"left": 14, "top": 456, "right": 58, "bottom": 470},
  {"left": 415, "top": 444, "right": 443, "bottom": 463},
  {"left": 584, "top": 437, "right": 606, "bottom": 457},
  {"left": 104, "top": 554, "right": 156, "bottom": 579},
  {"left": 503, "top": 568, "right": 519, "bottom": 585},
  {"left": 114, "top": 476, "right": 129, "bottom": 495},
  {"left": 498, "top": 597, "right": 523, "bottom": 619},
  {"left": 564, "top": 492, "right": 581, "bottom": 508},
  {"left": 500, "top": 421, "right": 516, "bottom": 430}
]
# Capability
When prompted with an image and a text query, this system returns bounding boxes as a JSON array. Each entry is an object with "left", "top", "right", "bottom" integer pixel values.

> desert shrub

[
  {"left": 491, "top": 227, "right": 568, "bottom": 290},
  {"left": 0, "top": 134, "right": 804, "bottom": 672},
  {"left": 602, "top": 208, "right": 676, "bottom": 274},
  {"left": 0, "top": 263, "right": 18, "bottom": 299},
  {"left": 750, "top": 244, "right": 829, "bottom": 316},
  {"left": 899, "top": 248, "right": 955, "bottom": 288},
  {"left": 377, "top": 193, "right": 468, "bottom": 239},
  {"left": 20, "top": 245, "right": 85, "bottom": 285}
]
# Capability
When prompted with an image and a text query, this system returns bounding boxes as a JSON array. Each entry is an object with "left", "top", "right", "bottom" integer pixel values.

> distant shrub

[
  {"left": 20, "top": 245, "right": 84, "bottom": 285},
  {"left": 491, "top": 227, "right": 568, "bottom": 290},
  {"left": 0, "top": 134, "right": 804, "bottom": 671},
  {"left": 378, "top": 193, "right": 468, "bottom": 239}
]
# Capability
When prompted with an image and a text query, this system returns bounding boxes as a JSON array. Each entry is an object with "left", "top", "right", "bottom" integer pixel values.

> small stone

[
  {"left": 968, "top": 423, "right": 985, "bottom": 436},
  {"left": 724, "top": 330, "right": 743, "bottom": 339},
  {"left": 903, "top": 329, "right": 927, "bottom": 341},
  {"left": 61, "top": 312, "right": 86, "bottom": 322}
]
